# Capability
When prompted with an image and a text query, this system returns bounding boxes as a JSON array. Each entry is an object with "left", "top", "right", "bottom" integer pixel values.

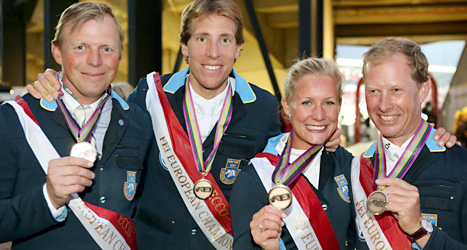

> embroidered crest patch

[
  {"left": 422, "top": 213, "right": 438, "bottom": 227},
  {"left": 124, "top": 171, "right": 138, "bottom": 201},
  {"left": 334, "top": 174, "right": 351, "bottom": 203},
  {"left": 220, "top": 159, "right": 241, "bottom": 185}
]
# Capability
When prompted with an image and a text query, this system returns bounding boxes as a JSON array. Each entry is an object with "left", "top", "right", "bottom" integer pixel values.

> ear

[
  {"left": 181, "top": 43, "right": 189, "bottom": 57},
  {"left": 51, "top": 42, "right": 63, "bottom": 65},
  {"left": 235, "top": 44, "right": 242, "bottom": 59},
  {"left": 281, "top": 98, "right": 290, "bottom": 118},
  {"left": 419, "top": 78, "right": 431, "bottom": 104}
]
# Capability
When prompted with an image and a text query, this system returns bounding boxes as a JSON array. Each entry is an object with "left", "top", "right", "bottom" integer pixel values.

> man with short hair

[
  {"left": 0, "top": 2, "right": 154, "bottom": 248},
  {"left": 128, "top": 1, "right": 282, "bottom": 248},
  {"left": 352, "top": 37, "right": 467, "bottom": 250}
]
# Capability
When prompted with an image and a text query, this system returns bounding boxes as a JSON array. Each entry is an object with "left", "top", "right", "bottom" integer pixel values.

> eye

[
  {"left": 301, "top": 101, "right": 311, "bottom": 105},
  {"left": 325, "top": 101, "right": 335, "bottom": 106},
  {"left": 221, "top": 38, "right": 231, "bottom": 43},
  {"left": 198, "top": 37, "right": 206, "bottom": 43},
  {"left": 76, "top": 45, "right": 84, "bottom": 50},
  {"left": 103, "top": 47, "right": 112, "bottom": 53}
]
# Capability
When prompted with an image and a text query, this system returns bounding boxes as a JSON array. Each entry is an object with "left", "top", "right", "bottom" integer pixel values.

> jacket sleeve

[
  {"left": 127, "top": 77, "right": 150, "bottom": 110},
  {"left": 0, "top": 105, "right": 57, "bottom": 243}
]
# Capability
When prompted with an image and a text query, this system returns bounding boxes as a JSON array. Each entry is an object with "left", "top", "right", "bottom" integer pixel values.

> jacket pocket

[
  {"left": 416, "top": 179, "right": 455, "bottom": 211},
  {"left": 136, "top": 208, "right": 174, "bottom": 234}
]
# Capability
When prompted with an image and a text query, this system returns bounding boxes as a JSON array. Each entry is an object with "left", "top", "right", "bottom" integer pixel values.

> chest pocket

[
  {"left": 218, "top": 132, "right": 256, "bottom": 159},
  {"left": 415, "top": 178, "right": 455, "bottom": 211}
]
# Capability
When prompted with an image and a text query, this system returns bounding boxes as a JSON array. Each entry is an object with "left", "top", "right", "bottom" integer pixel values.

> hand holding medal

[{"left": 367, "top": 120, "right": 431, "bottom": 215}]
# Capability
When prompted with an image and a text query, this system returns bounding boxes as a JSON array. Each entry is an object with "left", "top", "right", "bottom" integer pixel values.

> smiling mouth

[
  {"left": 380, "top": 115, "right": 397, "bottom": 121},
  {"left": 203, "top": 65, "right": 222, "bottom": 70},
  {"left": 306, "top": 125, "right": 326, "bottom": 130}
]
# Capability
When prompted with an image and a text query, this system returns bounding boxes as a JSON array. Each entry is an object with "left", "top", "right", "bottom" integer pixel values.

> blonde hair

[
  {"left": 363, "top": 37, "right": 429, "bottom": 88},
  {"left": 283, "top": 57, "right": 344, "bottom": 104},
  {"left": 52, "top": 2, "right": 123, "bottom": 52},
  {"left": 180, "top": 0, "right": 244, "bottom": 45}
]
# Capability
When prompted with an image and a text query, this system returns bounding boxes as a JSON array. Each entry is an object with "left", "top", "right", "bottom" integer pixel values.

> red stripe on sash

[
  {"left": 359, "top": 156, "right": 411, "bottom": 250},
  {"left": 258, "top": 152, "right": 340, "bottom": 249},
  {"left": 152, "top": 73, "right": 233, "bottom": 234},
  {"left": 15, "top": 96, "right": 39, "bottom": 126},
  {"left": 85, "top": 202, "right": 138, "bottom": 250}
]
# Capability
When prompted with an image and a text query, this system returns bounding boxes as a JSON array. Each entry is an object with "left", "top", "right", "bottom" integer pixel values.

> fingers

[
  {"left": 324, "top": 128, "right": 342, "bottom": 152},
  {"left": 250, "top": 206, "right": 286, "bottom": 249},
  {"left": 432, "top": 126, "right": 458, "bottom": 148},
  {"left": 46, "top": 157, "right": 95, "bottom": 208},
  {"left": 375, "top": 178, "right": 422, "bottom": 234},
  {"left": 26, "top": 69, "right": 60, "bottom": 101}
]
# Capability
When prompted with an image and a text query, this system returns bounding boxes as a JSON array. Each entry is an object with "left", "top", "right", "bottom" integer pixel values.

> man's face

[
  {"left": 365, "top": 53, "right": 429, "bottom": 146},
  {"left": 182, "top": 14, "right": 241, "bottom": 99},
  {"left": 52, "top": 14, "right": 122, "bottom": 105}
]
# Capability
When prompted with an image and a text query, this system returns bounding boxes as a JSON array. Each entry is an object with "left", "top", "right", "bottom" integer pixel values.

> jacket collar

[
  {"left": 39, "top": 89, "right": 129, "bottom": 112},
  {"left": 363, "top": 126, "right": 446, "bottom": 158},
  {"left": 162, "top": 67, "right": 257, "bottom": 104}
]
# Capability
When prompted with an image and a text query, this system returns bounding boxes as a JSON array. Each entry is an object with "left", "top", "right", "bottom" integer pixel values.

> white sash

[
  {"left": 145, "top": 72, "right": 233, "bottom": 250},
  {"left": 351, "top": 156, "right": 393, "bottom": 250},
  {"left": 5, "top": 101, "right": 132, "bottom": 250},
  {"left": 252, "top": 157, "right": 323, "bottom": 250}
]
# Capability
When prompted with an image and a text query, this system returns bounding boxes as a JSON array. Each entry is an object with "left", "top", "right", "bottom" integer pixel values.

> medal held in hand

[
  {"left": 368, "top": 119, "right": 431, "bottom": 215},
  {"left": 270, "top": 133, "right": 322, "bottom": 210},
  {"left": 366, "top": 189, "right": 388, "bottom": 215},
  {"left": 184, "top": 77, "right": 233, "bottom": 200},
  {"left": 70, "top": 141, "right": 97, "bottom": 163}
]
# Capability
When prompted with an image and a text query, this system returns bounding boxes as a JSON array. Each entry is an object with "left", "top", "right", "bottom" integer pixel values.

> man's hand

[
  {"left": 46, "top": 156, "right": 95, "bottom": 209},
  {"left": 375, "top": 178, "right": 430, "bottom": 248},
  {"left": 324, "top": 128, "right": 342, "bottom": 153},
  {"left": 250, "top": 205, "right": 286, "bottom": 250},
  {"left": 432, "top": 126, "right": 460, "bottom": 148},
  {"left": 26, "top": 69, "right": 61, "bottom": 101}
]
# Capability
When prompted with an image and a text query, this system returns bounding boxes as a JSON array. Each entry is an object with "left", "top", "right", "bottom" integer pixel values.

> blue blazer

[
  {"left": 129, "top": 68, "right": 282, "bottom": 250},
  {"left": 0, "top": 94, "right": 156, "bottom": 249}
]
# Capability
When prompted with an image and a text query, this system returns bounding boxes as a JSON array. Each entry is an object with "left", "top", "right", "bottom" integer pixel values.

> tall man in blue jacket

[
  {"left": 0, "top": 3, "right": 154, "bottom": 249},
  {"left": 352, "top": 37, "right": 467, "bottom": 250}
]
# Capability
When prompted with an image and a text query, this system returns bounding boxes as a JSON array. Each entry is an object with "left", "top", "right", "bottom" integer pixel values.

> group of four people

[{"left": 0, "top": 0, "right": 465, "bottom": 249}]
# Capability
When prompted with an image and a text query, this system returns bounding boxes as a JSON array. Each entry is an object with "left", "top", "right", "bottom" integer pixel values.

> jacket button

[
  {"left": 100, "top": 196, "right": 106, "bottom": 203},
  {"left": 322, "top": 204, "right": 328, "bottom": 210},
  {"left": 119, "top": 119, "right": 124, "bottom": 126},
  {"left": 191, "top": 229, "right": 197, "bottom": 235}
]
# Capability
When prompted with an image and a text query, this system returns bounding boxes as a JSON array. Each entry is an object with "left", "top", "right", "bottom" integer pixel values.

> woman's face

[{"left": 282, "top": 74, "right": 341, "bottom": 150}]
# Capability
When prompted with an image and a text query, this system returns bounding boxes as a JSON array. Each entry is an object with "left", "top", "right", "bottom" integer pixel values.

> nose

[
  {"left": 206, "top": 41, "right": 219, "bottom": 58},
  {"left": 378, "top": 92, "right": 393, "bottom": 112},
  {"left": 87, "top": 49, "right": 103, "bottom": 67},
  {"left": 311, "top": 105, "right": 325, "bottom": 121}
]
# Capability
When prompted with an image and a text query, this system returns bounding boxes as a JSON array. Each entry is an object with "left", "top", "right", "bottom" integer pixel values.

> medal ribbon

[
  {"left": 272, "top": 132, "right": 323, "bottom": 186},
  {"left": 54, "top": 73, "right": 111, "bottom": 143},
  {"left": 183, "top": 76, "right": 233, "bottom": 175},
  {"left": 374, "top": 119, "right": 431, "bottom": 188}
]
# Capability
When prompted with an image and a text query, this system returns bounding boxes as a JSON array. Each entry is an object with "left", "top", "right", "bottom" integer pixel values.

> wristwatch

[{"left": 406, "top": 219, "right": 433, "bottom": 243}]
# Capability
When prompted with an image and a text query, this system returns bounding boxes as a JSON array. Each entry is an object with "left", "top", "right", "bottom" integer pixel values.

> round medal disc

[
  {"left": 194, "top": 178, "right": 213, "bottom": 200},
  {"left": 366, "top": 190, "right": 388, "bottom": 215},
  {"left": 70, "top": 142, "right": 97, "bottom": 163},
  {"left": 268, "top": 184, "right": 293, "bottom": 210}
]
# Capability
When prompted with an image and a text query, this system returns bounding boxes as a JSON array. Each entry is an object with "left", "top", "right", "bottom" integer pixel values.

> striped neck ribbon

[
  {"left": 374, "top": 119, "right": 432, "bottom": 188},
  {"left": 183, "top": 76, "right": 233, "bottom": 175},
  {"left": 272, "top": 132, "right": 323, "bottom": 186},
  {"left": 55, "top": 72, "right": 111, "bottom": 143}
]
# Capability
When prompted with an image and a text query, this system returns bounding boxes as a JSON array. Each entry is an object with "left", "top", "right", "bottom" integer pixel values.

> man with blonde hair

[
  {"left": 352, "top": 37, "right": 467, "bottom": 250},
  {"left": 0, "top": 2, "right": 154, "bottom": 248}
]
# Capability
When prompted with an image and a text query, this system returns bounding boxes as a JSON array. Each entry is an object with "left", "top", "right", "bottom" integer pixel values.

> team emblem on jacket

[
  {"left": 334, "top": 174, "right": 350, "bottom": 203},
  {"left": 422, "top": 213, "right": 438, "bottom": 227},
  {"left": 220, "top": 159, "right": 241, "bottom": 185},
  {"left": 124, "top": 171, "right": 138, "bottom": 201}
]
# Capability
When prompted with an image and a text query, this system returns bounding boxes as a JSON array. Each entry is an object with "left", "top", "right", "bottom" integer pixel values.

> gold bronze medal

[
  {"left": 194, "top": 175, "right": 213, "bottom": 200},
  {"left": 70, "top": 141, "right": 97, "bottom": 163},
  {"left": 366, "top": 190, "right": 388, "bottom": 215},
  {"left": 268, "top": 184, "right": 293, "bottom": 210}
]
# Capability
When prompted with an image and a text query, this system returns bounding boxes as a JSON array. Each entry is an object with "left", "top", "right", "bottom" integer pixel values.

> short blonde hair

[
  {"left": 52, "top": 2, "right": 123, "bottom": 52},
  {"left": 283, "top": 57, "right": 344, "bottom": 104},
  {"left": 180, "top": 0, "right": 244, "bottom": 45},
  {"left": 363, "top": 37, "right": 429, "bottom": 88}
]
